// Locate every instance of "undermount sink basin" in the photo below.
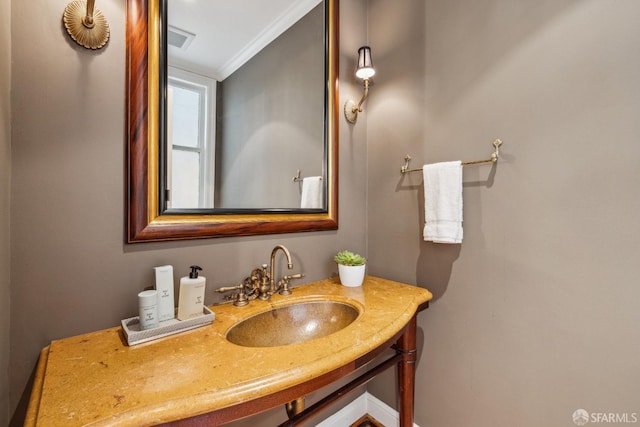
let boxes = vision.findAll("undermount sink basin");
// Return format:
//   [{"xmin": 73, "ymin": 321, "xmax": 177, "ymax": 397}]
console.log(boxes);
[{"xmin": 225, "ymin": 301, "xmax": 360, "ymax": 347}]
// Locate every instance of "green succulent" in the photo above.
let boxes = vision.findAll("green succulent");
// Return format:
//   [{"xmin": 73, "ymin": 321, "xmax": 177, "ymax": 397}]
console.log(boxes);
[{"xmin": 334, "ymin": 250, "xmax": 367, "ymax": 266}]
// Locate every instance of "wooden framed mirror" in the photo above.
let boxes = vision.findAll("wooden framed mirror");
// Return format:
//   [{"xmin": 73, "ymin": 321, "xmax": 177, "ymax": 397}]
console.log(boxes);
[{"xmin": 126, "ymin": 0, "xmax": 339, "ymax": 242}]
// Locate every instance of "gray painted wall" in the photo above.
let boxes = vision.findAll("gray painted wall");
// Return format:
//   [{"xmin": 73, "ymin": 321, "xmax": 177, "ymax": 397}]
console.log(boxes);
[
  {"xmin": 219, "ymin": 4, "xmax": 325, "ymax": 208},
  {"xmin": 366, "ymin": 0, "xmax": 640, "ymax": 425},
  {"xmin": 1, "ymin": 0, "xmax": 12, "ymax": 423},
  {"xmin": 9, "ymin": 0, "xmax": 367, "ymax": 423},
  {"xmin": 10, "ymin": 0, "xmax": 638, "ymax": 426}
]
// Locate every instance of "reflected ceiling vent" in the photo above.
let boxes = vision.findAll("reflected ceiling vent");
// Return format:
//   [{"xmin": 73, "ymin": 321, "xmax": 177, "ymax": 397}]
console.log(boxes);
[{"xmin": 168, "ymin": 25, "xmax": 195, "ymax": 50}]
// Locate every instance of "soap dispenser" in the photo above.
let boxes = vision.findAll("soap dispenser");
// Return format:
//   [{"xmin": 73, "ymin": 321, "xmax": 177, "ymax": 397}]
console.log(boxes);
[{"xmin": 177, "ymin": 265, "xmax": 206, "ymax": 321}]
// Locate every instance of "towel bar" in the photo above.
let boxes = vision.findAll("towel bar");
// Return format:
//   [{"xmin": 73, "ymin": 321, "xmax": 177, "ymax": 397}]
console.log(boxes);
[
  {"xmin": 293, "ymin": 170, "xmax": 323, "ymax": 182},
  {"xmin": 401, "ymin": 139, "xmax": 502, "ymax": 174}
]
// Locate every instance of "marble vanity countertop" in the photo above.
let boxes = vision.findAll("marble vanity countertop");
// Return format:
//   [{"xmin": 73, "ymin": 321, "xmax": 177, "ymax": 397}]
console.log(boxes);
[{"xmin": 25, "ymin": 276, "xmax": 432, "ymax": 426}]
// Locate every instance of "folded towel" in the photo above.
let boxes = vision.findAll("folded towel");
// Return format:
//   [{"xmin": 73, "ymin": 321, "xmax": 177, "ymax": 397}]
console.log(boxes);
[
  {"xmin": 301, "ymin": 176, "xmax": 323, "ymax": 208},
  {"xmin": 423, "ymin": 161, "xmax": 463, "ymax": 243}
]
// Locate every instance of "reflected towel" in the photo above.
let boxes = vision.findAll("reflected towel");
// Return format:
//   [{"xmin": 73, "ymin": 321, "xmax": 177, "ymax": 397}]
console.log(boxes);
[
  {"xmin": 301, "ymin": 176, "xmax": 323, "ymax": 208},
  {"xmin": 423, "ymin": 161, "xmax": 463, "ymax": 243}
]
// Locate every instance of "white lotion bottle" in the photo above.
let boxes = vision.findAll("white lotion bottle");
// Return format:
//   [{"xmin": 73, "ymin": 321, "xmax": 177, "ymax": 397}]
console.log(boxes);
[
  {"xmin": 154, "ymin": 265, "xmax": 175, "ymax": 322},
  {"xmin": 177, "ymin": 265, "xmax": 206, "ymax": 321}
]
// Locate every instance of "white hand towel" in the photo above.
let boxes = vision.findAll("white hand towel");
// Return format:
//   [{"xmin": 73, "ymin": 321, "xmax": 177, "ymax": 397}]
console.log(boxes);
[
  {"xmin": 423, "ymin": 161, "xmax": 463, "ymax": 243},
  {"xmin": 301, "ymin": 176, "xmax": 323, "ymax": 208}
]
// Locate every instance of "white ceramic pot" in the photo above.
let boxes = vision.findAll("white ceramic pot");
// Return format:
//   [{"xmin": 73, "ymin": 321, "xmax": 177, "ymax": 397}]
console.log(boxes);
[{"xmin": 338, "ymin": 264, "xmax": 366, "ymax": 287}]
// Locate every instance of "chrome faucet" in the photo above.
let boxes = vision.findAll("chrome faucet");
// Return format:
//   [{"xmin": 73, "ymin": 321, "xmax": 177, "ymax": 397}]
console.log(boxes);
[{"xmin": 270, "ymin": 245, "xmax": 293, "ymax": 293}]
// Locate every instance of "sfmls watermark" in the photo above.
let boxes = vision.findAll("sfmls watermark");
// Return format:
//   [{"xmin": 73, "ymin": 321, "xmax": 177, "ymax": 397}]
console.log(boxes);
[{"xmin": 573, "ymin": 409, "xmax": 638, "ymax": 425}]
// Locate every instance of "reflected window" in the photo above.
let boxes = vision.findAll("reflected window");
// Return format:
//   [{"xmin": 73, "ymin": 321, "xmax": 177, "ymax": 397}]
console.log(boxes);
[{"xmin": 166, "ymin": 67, "xmax": 216, "ymax": 208}]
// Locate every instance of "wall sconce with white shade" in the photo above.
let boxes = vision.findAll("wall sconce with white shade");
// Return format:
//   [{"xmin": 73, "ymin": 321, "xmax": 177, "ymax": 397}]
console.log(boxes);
[
  {"xmin": 63, "ymin": 0, "xmax": 110, "ymax": 50},
  {"xmin": 344, "ymin": 46, "xmax": 375, "ymax": 124}
]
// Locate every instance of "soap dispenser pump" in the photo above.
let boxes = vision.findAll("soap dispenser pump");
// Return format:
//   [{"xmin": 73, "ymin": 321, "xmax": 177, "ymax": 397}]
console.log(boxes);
[{"xmin": 177, "ymin": 265, "xmax": 206, "ymax": 321}]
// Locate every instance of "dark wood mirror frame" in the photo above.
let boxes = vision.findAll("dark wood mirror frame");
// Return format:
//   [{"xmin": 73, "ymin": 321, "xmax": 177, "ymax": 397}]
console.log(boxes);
[{"xmin": 126, "ymin": 0, "xmax": 339, "ymax": 243}]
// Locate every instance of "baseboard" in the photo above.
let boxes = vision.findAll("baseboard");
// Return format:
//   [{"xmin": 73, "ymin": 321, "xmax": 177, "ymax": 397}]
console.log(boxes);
[{"xmin": 315, "ymin": 392, "xmax": 420, "ymax": 427}]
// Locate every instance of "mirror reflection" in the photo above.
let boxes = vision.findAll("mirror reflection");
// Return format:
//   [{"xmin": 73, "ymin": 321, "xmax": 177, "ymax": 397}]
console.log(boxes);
[{"xmin": 163, "ymin": 0, "xmax": 327, "ymax": 211}]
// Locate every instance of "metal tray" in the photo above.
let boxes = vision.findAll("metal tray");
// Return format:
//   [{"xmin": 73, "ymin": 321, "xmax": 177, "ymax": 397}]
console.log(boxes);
[{"xmin": 121, "ymin": 306, "xmax": 215, "ymax": 346}]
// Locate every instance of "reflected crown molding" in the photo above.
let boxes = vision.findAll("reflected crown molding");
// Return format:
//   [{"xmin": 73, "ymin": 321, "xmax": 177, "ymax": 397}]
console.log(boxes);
[{"xmin": 218, "ymin": 0, "xmax": 323, "ymax": 80}]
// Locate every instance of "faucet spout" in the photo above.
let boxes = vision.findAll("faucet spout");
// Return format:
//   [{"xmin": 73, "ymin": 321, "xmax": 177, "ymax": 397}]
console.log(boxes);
[{"xmin": 270, "ymin": 245, "xmax": 293, "ymax": 293}]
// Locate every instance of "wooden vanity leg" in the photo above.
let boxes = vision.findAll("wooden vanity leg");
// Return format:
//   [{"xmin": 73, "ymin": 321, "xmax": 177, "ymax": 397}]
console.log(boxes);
[{"xmin": 397, "ymin": 316, "xmax": 417, "ymax": 427}]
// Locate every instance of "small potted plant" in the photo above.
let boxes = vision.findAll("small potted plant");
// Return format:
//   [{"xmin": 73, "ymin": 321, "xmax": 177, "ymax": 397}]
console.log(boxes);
[{"xmin": 334, "ymin": 250, "xmax": 367, "ymax": 287}]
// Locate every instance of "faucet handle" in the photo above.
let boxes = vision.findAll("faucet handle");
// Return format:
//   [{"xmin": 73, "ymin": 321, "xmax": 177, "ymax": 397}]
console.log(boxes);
[
  {"xmin": 278, "ymin": 273, "xmax": 305, "ymax": 296},
  {"xmin": 216, "ymin": 284, "xmax": 242, "ymax": 293},
  {"xmin": 215, "ymin": 283, "xmax": 249, "ymax": 307}
]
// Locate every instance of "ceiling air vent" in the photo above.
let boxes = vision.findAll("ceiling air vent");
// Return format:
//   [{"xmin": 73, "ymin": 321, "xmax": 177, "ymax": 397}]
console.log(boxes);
[{"xmin": 168, "ymin": 25, "xmax": 195, "ymax": 50}]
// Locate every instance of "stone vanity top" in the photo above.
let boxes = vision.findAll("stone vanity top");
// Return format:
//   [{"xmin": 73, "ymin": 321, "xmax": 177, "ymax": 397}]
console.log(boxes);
[{"xmin": 26, "ymin": 276, "xmax": 432, "ymax": 426}]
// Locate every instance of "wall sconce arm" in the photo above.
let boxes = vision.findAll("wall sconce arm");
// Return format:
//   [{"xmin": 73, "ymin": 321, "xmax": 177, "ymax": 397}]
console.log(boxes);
[{"xmin": 344, "ymin": 79, "xmax": 371, "ymax": 123}]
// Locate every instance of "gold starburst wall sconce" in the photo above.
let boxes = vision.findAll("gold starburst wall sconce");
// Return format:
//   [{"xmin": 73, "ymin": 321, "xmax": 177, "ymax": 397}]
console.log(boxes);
[{"xmin": 63, "ymin": 0, "xmax": 110, "ymax": 50}]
